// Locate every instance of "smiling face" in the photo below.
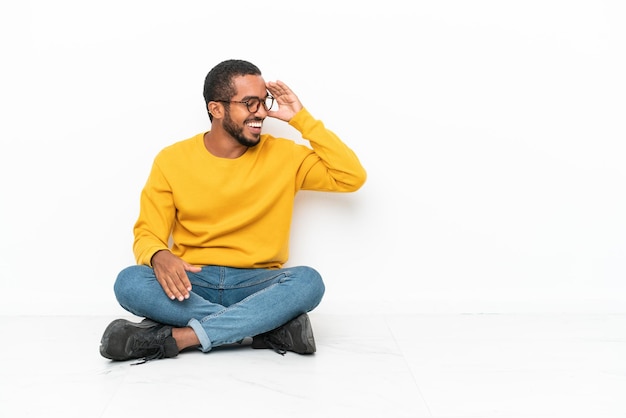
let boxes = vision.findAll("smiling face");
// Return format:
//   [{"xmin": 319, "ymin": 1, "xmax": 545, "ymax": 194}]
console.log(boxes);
[{"xmin": 221, "ymin": 74, "xmax": 270, "ymax": 148}]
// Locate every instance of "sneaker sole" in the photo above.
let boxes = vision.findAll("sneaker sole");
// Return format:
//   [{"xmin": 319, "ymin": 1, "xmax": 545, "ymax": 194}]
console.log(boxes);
[{"xmin": 291, "ymin": 313, "xmax": 316, "ymax": 354}]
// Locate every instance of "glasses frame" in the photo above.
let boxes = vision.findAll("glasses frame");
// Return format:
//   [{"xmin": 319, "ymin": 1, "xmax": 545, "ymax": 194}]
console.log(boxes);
[{"xmin": 214, "ymin": 95, "xmax": 275, "ymax": 113}]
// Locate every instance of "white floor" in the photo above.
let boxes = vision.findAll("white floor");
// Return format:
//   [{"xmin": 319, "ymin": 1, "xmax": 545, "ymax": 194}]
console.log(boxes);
[{"xmin": 1, "ymin": 313, "xmax": 625, "ymax": 418}]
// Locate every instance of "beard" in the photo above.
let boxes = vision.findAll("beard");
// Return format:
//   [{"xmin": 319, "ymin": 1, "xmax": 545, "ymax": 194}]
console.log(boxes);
[{"xmin": 223, "ymin": 110, "xmax": 261, "ymax": 148}]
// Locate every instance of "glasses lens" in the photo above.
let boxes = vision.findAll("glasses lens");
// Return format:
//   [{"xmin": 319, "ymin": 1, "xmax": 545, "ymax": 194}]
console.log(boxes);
[
  {"xmin": 264, "ymin": 96, "xmax": 274, "ymax": 111},
  {"xmin": 246, "ymin": 98, "xmax": 260, "ymax": 113}
]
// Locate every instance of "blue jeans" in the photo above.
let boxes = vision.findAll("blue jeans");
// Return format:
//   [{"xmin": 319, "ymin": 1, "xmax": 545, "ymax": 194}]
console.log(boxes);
[{"xmin": 113, "ymin": 265, "xmax": 325, "ymax": 352}]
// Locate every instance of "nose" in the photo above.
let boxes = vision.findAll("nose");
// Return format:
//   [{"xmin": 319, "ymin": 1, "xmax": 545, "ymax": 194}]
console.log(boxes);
[{"xmin": 253, "ymin": 105, "xmax": 268, "ymax": 117}]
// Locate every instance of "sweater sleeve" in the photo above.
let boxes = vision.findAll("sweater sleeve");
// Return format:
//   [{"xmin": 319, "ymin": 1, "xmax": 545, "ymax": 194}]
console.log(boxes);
[
  {"xmin": 132, "ymin": 157, "xmax": 175, "ymax": 266},
  {"xmin": 289, "ymin": 108, "xmax": 367, "ymax": 192}
]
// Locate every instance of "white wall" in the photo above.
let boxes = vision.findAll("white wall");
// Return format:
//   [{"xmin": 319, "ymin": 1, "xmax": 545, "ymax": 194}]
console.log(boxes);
[{"xmin": 1, "ymin": 0, "xmax": 624, "ymax": 316}]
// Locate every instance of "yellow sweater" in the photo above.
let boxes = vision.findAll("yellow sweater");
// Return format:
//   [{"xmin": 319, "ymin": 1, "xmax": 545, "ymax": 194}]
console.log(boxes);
[{"xmin": 133, "ymin": 108, "xmax": 367, "ymax": 269}]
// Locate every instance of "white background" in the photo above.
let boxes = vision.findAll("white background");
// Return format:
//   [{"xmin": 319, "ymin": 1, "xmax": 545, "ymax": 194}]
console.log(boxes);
[{"xmin": 1, "ymin": 0, "xmax": 624, "ymax": 316}]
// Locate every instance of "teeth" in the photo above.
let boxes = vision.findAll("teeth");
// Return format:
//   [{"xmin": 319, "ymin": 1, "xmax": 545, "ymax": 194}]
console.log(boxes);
[{"xmin": 248, "ymin": 122, "xmax": 262, "ymax": 128}]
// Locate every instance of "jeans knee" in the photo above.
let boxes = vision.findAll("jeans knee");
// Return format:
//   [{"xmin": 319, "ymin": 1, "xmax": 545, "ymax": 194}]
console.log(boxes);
[
  {"xmin": 113, "ymin": 265, "xmax": 144, "ymax": 304},
  {"xmin": 293, "ymin": 266, "xmax": 325, "ymax": 304}
]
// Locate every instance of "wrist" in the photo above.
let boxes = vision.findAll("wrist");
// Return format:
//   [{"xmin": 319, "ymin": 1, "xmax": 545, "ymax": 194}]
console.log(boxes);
[{"xmin": 150, "ymin": 249, "xmax": 168, "ymax": 266}]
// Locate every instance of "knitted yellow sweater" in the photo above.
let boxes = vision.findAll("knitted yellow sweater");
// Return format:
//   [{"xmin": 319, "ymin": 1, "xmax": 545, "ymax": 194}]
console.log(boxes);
[{"xmin": 133, "ymin": 108, "xmax": 366, "ymax": 268}]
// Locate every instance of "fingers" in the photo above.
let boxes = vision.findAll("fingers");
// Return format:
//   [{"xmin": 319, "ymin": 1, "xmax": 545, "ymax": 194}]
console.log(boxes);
[
  {"xmin": 155, "ymin": 267, "xmax": 196, "ymax": 302},
  {"xmin": 152, "ymin": 252, "xmax": 199, "ymax": 302},
  {"xmin": 157, "ymin": 271, "xmax": 191, "ymax": 302},
  {"xmin": 266, "ymin": 80, "xmax": 293, "ymax": 100},
  {"xmin": 266, "ymin": 79, "xmax": 286, "ymax": 91},
  {"xmin": 266, "ymin": 80, "xmax": 303, "ymax": 120},
  {"xmin": 185, "ymin": 264, "xmax": 202, "ymax": 273}
]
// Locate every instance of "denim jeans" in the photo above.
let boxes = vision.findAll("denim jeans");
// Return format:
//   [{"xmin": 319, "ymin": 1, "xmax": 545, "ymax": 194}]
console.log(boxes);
[{"xmin": 113, "ymin": 265, "xmax": 325, "ymax": 352}]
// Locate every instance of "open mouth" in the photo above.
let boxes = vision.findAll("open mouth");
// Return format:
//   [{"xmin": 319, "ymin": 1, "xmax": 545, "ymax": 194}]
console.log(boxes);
[{"xmin": 247, "ymin": 120, "xmax": 263, "ymax": 134}]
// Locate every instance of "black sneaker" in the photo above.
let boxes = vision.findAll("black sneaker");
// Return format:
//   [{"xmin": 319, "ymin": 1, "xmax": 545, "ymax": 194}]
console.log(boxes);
[
  {"xmin": 100, "ymin": 318, "xmax": 179, "ymax": 364},
  {"xmin": 251, "ymin": 313, "xmax": 316, "ymax": 355}
]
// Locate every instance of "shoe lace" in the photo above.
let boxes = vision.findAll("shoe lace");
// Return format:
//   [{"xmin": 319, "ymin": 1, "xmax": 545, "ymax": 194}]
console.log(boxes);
[
  {"xmin": 263, "ymin": 330, "xmax": 289, "ymax": 356},
  {"xmin": 130, "ymin": 336, "xmax": 169, "ymax": 366}
]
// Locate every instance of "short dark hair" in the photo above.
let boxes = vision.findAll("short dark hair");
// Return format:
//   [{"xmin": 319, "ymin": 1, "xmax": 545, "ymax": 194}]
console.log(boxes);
[{"xmin": 203, "ymin": 59, "xmax": 262, "ymax": 121}]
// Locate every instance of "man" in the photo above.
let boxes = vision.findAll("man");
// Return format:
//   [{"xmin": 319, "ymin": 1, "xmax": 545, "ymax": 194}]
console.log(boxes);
[{"xmin": 100, "ymin": 59, "xmax": 366, "ymax": 363}]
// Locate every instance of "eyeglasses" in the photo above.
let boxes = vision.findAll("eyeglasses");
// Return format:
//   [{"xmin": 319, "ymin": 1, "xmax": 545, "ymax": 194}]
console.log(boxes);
[{"xmin": 214, "ymin": 95, "xmax": 275, "ymax": 113}]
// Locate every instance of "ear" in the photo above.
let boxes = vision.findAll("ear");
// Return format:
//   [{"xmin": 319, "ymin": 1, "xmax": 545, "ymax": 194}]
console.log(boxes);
[{"xmin": 208, "ymin": 102, "xmax": 223, "ymax": 119}]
